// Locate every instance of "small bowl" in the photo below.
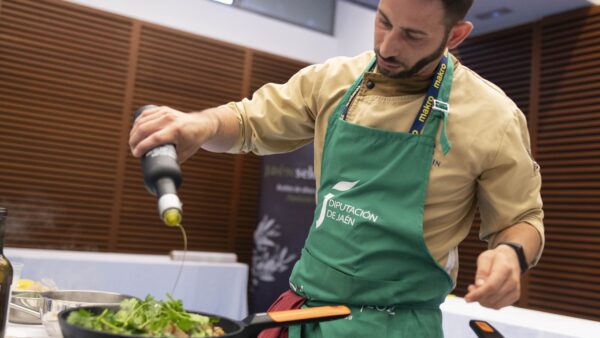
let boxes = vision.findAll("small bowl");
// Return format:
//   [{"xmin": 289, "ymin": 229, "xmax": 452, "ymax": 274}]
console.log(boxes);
[
  {"xmin": 9, "ymin": 291, "xmax": 43, "ymax": 325},
  {"xmin": 40, "ymin": 290, "xmax": 133, "ymax": 338}
]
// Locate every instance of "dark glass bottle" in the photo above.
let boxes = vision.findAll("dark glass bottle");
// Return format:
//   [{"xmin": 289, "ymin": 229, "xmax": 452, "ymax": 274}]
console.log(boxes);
[
  {"xmin": 0, "ymin": 207, "xmax": 13, "ymax": 338},
  {"xmin": 133, "ymin": 105, "xmax": 183, "ymax": 226}
]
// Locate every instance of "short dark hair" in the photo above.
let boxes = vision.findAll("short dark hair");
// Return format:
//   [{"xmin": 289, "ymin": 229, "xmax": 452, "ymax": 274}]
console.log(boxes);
[{"xmin": 441, "ymin": 0, "xmax": 474, "ymax": 26}]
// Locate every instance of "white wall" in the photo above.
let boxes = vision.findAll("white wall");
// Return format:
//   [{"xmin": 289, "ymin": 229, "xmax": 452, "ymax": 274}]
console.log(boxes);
[
  {"xmin": 66, "ymin": 0, "xmax": 375, "ymax": 64},
  {"xmin": 335, "ymin": 2, "xmax": 376, "ymax": 59}
]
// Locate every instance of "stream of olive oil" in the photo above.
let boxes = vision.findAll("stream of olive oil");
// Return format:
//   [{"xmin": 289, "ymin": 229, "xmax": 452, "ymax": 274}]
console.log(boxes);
[{"xmin": 171, "ymin": 223, "xmax": 187, "ymax": 295}]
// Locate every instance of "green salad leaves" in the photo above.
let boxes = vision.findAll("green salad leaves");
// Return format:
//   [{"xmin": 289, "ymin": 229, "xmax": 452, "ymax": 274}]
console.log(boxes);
[{"xmin": 66, "ymin": 295, "xmax": 225, "ymax": 337}]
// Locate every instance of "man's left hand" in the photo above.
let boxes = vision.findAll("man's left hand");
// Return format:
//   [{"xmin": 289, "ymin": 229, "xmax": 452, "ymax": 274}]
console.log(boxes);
[{"xmin": 464, "ymin": 244, "xmax": 522, "ymax": 309}]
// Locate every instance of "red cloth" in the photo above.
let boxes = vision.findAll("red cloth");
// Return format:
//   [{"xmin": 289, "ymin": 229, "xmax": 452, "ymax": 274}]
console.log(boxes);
[{"xmin": 257, "ymin": 290, "xmax": 306, "ymax": 338}]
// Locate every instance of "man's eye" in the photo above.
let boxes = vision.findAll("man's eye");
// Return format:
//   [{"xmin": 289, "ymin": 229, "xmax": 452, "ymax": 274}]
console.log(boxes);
[
  {"xmin": 379, "ymin": 18, "xmax": 392, "ymax": 28},
  {"xmin": 406, "ymin": 33, "xmax": 424, "ymax": 42}
]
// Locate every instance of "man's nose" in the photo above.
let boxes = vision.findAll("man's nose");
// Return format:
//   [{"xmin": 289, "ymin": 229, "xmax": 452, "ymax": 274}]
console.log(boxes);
[{"xmin": 379, "ymin": 31, "xmax": 403, "ymax": 59}]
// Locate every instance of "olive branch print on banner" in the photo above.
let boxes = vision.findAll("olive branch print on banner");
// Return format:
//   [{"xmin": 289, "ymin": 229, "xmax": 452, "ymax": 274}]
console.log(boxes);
[{"xmin": 251, "ymin": 215, "xmax": 297, "ymax": 287}]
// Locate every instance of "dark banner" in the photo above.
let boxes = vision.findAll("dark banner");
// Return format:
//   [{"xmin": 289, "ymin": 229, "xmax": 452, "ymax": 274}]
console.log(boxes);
[{"xmin": 250, "ymin": 145, "xmax": 316, "ymax": 313}]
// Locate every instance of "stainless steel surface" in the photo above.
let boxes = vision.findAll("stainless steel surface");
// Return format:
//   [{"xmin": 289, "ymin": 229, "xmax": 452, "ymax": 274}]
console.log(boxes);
[
  {"xmin": 40, "ymin": 290, "xmax": 131, "ymax": 338},
  {"xmin": 9, "ymin": 291, "xmax": 43, "ymax": 325}
]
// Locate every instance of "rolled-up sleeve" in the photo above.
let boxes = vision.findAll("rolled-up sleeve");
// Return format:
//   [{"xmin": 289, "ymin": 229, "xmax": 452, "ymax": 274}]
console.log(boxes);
[
  {"xmin": 477, "ymin": 109, "xmax": 545, "ymax": 265},
  {"xmin": 224, "ymin": 63, "xmax": 325, "ymax": 155}
]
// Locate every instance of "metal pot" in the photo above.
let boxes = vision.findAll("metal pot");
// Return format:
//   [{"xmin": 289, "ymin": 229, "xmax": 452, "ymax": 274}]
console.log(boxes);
[
  {"xmin": 40, "ymin": 290, "xmax": 132, "ymax": 338},
  {"xmin": 9, "ymin": 291, "xmax": 43, "ymax": 325}
]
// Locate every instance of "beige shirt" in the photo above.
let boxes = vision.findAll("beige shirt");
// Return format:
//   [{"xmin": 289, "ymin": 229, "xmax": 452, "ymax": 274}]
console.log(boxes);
[{"xmin": 226, "ymin": 51, "xmax": 544, "ymax": 283}]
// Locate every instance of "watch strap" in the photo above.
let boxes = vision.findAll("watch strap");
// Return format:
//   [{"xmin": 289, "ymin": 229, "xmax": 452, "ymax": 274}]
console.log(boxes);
[{"xmin": 497, "ymin": 241, "xmax": 529, "ymax": 274}]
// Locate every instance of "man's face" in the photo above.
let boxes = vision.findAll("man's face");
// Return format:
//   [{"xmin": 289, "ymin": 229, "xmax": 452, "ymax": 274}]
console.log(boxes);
[{"xmin": 374, "ymin": 0, "xmax": 450, "ymax": 78}]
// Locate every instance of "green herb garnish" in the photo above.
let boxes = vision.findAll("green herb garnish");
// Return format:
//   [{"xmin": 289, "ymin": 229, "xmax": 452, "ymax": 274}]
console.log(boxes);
[{"xmin": 66, "ymin": 294, "xmax": 225, "ymax": 337}]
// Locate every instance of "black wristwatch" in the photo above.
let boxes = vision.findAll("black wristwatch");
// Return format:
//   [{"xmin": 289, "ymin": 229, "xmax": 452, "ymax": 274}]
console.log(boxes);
[{"xmin": 496, "ymin": 242, "xmax": 529, "ymax": 274}]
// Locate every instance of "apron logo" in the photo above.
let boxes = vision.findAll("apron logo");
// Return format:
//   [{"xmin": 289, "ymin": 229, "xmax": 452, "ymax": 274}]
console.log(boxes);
[
  {"xmin": 316, "ymin": 181, "xmax": 358, "ymax": 228},
  {"xmin": 315, "ymin": 181, "xmax": 379, "ymax": 228}
]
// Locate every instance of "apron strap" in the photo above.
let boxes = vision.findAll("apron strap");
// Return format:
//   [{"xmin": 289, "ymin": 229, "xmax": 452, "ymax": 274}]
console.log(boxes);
[
  {"xmin": 424, "ymin": 52, "xmax": 455, "ymax": 156},
  {"xmin": 432, "ymin": 100, "xmax": 451, "ymax": 156}
]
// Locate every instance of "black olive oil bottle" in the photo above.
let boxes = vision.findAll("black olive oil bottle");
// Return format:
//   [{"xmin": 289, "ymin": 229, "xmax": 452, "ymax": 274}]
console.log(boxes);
[
  {"xmin": 0, "ymin": 208, "xmax": 13, "ymax": 338},
  {"xmin": 133, "ymin": 105, "xmax": 183, "ymax": 226}
]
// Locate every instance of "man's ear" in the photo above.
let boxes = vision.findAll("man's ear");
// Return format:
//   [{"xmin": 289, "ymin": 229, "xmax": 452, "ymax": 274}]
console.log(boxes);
[{"xmin": 446, "ymin": 21, "xmax": 474, "ymax": 49}]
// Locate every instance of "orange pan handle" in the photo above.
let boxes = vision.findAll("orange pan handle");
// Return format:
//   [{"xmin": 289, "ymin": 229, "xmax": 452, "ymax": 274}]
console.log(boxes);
[
  {"xmin": 268, "ymin": 305, "xmax": 350, "ymax": 322},
  {"xmin": 469, "ymin": 319, "xmax": 505, "ymax": 338},
  {"xmin": 242, "ymin": 305, "xmax": 350, "ymax": 337}
]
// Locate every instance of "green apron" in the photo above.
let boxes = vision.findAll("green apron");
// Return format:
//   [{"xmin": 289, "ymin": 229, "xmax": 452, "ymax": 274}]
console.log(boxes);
[{"xmin": 288, "ymin": 52, "xmax": 455, "ymax": 338}]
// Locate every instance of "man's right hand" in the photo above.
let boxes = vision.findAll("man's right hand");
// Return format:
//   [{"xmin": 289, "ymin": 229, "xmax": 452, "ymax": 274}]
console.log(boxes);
[{"xmin": 129, "ymin": 105, "xmax": 219, "ymax": 163}]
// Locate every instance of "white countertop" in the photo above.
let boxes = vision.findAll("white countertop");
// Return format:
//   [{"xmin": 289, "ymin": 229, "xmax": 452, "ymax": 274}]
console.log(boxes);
[
  {"xmin": 441, "ymin": 296, "xmax": 600, "ymax": 338},
  {"xmin": 6, "ymin": 323, "xmax": 48, "ymax": 338}
]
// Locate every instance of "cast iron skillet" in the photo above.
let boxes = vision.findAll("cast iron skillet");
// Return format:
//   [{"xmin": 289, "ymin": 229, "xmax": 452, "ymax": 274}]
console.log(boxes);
[{"xmin": 59, "ymin": 304, "xmax": 351, "ymax": 338}]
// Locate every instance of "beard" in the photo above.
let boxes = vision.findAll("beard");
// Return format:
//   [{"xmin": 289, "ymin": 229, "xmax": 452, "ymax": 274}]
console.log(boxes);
[{"xmin": 374, "ymin": 32, "xmax": 450, "ymax": 79}]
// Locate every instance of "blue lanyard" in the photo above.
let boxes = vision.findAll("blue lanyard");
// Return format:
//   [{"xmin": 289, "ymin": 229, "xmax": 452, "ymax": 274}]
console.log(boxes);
[
  {"xmin": 409, "ymin": 51, "xmax": 451, "ymax": 135},
  {"xmin": 342, "ymin": 51, "xmax": 452, "ymax": 135}
]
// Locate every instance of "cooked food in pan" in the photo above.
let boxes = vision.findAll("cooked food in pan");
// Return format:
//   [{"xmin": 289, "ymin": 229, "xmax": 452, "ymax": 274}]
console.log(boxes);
[{"xmin": 66, "ymin": 295, "xmax": 225, "ymax": 337}]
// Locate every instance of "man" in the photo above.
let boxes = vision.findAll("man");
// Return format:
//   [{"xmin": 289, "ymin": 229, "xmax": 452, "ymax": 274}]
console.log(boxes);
[{"xmin": 130, "ymin": 0, "xmax": 544, "ymax": 336}]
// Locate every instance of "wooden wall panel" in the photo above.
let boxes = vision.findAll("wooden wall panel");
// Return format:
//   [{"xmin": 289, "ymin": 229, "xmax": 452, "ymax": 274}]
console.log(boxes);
[
  {"xmin": 249, "ymin": 51, "xmax": 308, "ymax": 94},
  {"xmin": 232, "ymin": 156, "xmax": 261, "ymax": 266},
  {"xmin": 529, "ymin": 6, "xmax": 600, "ymax": 321},
  {"xmin": 0, "ymin": 0, "xmax": 303, "ymax": 269},
  {"xmin": 117, "ymin": 24, "xmax": 249, "ymax": 255},
  {"xmin": 452, "ymin": 24, "xmax": 534, "ymax": 298},
  {"xmin": 0, "ymin": 0, "xmax": 132, "ymax": 250}
]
